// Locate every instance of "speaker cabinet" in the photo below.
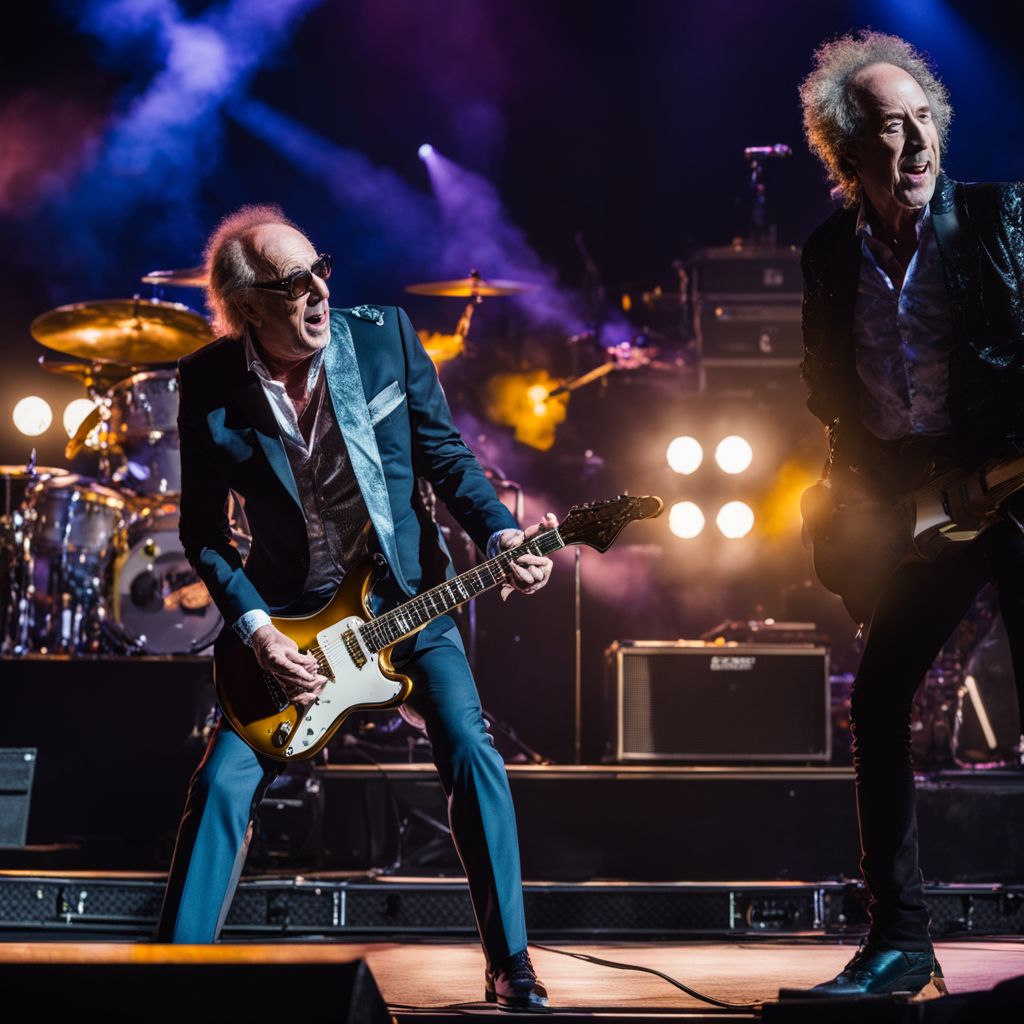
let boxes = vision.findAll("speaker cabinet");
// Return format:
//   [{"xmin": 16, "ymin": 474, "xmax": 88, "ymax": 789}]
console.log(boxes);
[{"xmin": 606, "ymin": 641, "xmax": 830, "ymax": 763}]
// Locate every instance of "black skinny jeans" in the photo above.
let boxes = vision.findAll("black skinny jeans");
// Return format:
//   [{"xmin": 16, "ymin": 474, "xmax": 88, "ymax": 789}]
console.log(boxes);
[{"xmin": 851, "ymin": 522, "xmax": 1024, "ymax": 949}]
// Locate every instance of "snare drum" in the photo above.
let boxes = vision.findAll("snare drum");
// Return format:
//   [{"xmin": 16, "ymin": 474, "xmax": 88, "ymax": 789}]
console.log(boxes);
[{"xmin": 26, "ymin": 474, "xmax": 125, "ymax": 557}]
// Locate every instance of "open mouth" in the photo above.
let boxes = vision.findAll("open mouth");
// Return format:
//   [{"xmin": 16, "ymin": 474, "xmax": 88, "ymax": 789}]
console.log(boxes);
[
  {"xmin": 901, "ymin": 161, "xmax": 929, "ymax": 177},
  {"xmin": 304, "ymin": 309, "xmax": 328, "ymax": 329}
]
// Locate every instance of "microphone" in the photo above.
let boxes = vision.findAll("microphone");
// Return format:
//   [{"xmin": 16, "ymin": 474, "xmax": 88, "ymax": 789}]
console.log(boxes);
[{"xmin": 744, "ymin": 144, "xmax": 791, "ymax": 160}]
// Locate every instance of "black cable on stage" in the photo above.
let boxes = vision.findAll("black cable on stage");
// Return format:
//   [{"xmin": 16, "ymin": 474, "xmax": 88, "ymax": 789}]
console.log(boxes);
[
  {"xmin": 530, "ymin": 943, "xmax": 762, "ymax": 1013},
  {"xmin": 387, "ymin": 945, "xmax": 763, "ymax": 1013}
]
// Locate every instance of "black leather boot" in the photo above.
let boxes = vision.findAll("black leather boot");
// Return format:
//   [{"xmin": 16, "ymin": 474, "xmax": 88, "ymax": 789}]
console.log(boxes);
[{"xmin": 485, "ymin": 949, "xmax": 551, "ymax": 1013}]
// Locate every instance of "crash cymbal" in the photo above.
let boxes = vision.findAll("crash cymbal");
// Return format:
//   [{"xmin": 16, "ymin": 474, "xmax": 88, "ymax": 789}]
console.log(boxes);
[
  {"xmin": 405, "ymin": 274, "xmax": 540, "ymax": 297},
  {"xmin": 31, "ymin": 298, "xmax": 212, "ymax": 363},
  {"xmin": 141, "ymin": 266, "xmax": 209, "ymax": 288}
]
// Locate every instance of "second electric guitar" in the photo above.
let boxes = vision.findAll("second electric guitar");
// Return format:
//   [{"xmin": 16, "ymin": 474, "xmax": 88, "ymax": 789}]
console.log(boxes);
[{"xmin": 216, "ymin": 494, "xmax": 663, "ymax": 761}]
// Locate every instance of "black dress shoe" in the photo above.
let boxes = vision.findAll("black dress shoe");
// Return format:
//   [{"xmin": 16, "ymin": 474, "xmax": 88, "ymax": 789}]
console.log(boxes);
[
  {"xmin": 485, "ymin": 949, "xmax": 551, "ymax": 1013},
  {"xmin": 780, "ymin": 938, "xmax": 939, "ymax": 999}
]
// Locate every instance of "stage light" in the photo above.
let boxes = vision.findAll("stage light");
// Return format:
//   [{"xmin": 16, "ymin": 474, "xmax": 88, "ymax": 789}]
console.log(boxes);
[
  {"xmin": 715, "ymin": 435, "xmax": 753, "ymax": 474},
  {"xmin": 669, "ymin": 501, "xmax": 705, "ymax": 539},
  {"xmin": 418, "ymin": 143, "xmax": 434, "ymax": 160},
  {"xmin": 666, "ymin": 436, "xmax": 703, "ymax": 475},
  {"xmin": 12, "ymin": 396, "xmax": 52, "ymax": 437},
  {"xmin": 63, "ymin": 398, "xmax": 97, "ymax": 438},
  {"xmin": 716, "ymin": 501, "xmax": 755, "ymax": 539}
]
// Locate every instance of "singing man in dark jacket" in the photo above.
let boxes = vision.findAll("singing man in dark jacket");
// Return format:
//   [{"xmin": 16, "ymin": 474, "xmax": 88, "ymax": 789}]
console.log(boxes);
[
  {"xmin": 157, "ymin": 205, "xmax": 554, "ymax": 1012},
  {"xmin": 790, "ymin": 31, "xmax": 1024, "ymax": 998}
]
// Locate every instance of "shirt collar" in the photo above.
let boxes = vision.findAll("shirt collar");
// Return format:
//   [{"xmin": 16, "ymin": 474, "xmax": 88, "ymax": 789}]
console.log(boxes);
[
  {"xmin": 244, "ymin": 325, "xmax": 326, "ymax": 392},
  {"xmin": 856, "ymin": 201, "xmax": 930, "ymax": 240}
]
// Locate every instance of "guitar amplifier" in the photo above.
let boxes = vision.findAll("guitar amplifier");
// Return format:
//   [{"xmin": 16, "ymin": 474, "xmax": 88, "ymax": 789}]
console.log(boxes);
[
  {"xmin": 605, "ymin": 642, "xmax": 830, "ymax": 763},
  {"xmin": 0, "ymin": 748, "xmax": 36, "ymax": 846}
]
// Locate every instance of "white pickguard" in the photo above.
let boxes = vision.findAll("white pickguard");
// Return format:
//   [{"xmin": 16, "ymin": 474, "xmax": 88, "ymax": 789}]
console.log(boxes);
[{"xmin": 283, "ymin": 616, "xmax": 402, "ymax": 758}]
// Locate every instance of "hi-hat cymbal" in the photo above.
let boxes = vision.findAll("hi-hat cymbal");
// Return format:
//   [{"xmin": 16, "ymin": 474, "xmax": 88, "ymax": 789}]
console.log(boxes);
[
  {"xmin": 31, "ymin": 298, "xmax": 212, "ymax": 363},
  {"xmin": 141, "ymin": 267, "xmax": 209, "ymax": 288},
  {"xmin": 405, "ymin": 275, "xmax": 540, "ymax": 297}
]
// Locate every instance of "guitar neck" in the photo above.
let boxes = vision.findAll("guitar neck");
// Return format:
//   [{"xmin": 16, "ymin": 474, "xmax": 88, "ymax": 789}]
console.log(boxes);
[{"xmin": 359, "ymin": 528, "xmax": 566, "ymax": 652}]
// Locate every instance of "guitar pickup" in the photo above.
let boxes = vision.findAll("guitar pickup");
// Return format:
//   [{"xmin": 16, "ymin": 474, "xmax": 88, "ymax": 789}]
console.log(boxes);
[{"xmin": 342, "ymin": 628, "xmax": 367, "ymax": 668}]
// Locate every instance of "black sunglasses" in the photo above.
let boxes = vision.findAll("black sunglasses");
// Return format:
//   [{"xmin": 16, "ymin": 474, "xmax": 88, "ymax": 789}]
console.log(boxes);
[{"xmin": 250, "ymin": 254, "xmax": 332, "ymax": 300}]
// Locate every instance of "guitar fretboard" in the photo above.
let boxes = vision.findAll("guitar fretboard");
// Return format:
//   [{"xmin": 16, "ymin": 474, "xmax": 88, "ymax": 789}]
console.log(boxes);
[{"xmin": 359, "ymin": 528, "xmax": 565, "ymax": 652}]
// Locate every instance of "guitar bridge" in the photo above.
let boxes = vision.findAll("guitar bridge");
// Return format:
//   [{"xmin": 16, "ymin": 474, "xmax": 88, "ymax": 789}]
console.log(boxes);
[{"xmin": 342, "ymin": 628, "xmax": 367, "ymax": 668}]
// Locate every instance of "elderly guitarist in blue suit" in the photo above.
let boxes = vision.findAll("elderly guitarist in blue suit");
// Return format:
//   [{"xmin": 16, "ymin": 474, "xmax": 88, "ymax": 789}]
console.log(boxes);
[{"xmin": 157, "ymin": 205, "xmax": 554, "ymax": 1012}]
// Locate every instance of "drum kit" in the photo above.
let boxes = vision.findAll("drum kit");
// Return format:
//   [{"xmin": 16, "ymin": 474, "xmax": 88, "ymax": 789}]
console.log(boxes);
[
  {"xmin": 1, "ymin": 293, "xmax": 223, "ymax": 656},
  {"xmin": 0, "ymin": 269, "xmax": 543, "ymax": 659}
]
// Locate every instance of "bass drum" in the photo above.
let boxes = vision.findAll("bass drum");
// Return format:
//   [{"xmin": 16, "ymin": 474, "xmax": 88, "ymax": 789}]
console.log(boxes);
[{"xmin": 112, "ymin": 503, "xmax": 249, "ymax": 655}]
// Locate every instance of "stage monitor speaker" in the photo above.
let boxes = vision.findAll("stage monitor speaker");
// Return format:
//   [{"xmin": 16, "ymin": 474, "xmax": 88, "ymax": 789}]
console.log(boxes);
[
  {"xmin": 0, "ymin": 957, "xmax": 389, "ymax": 1024},
  {"xmin": 0, "ymin": 748, "xmax": 36, "ymax": 846},
  {"xmin": 606, "ymin": 642, "xmax": 830, "ymax": 763}
]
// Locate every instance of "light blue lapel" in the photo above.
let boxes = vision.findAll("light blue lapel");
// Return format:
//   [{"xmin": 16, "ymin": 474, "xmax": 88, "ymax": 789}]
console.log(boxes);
[{"xmin": 323, "ymin": 310, "xmax": 411, "ymax": 595}]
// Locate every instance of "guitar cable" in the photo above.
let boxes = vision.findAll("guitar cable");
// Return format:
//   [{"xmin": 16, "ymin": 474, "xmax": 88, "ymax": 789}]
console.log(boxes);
[{"xmin": 386, "ymin": 942, "xmax": 762, "ymax": 1014}]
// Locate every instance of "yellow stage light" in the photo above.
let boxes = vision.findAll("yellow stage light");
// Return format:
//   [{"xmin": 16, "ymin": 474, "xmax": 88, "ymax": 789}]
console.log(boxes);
[
  {"xmin": 63, "ymin": 398, "xmax": 97, "ymax": 438},
  {"xmin": 715, "ymin": 435, "xmax": 753, "ymax": 474},
  {"xmin": 666, "ymin": 436, "xmax": 703, "ymax": 475},
  {"xmin": 669, "ymin": 501, "xmax": 705, "ymax": 539},
  {"xmin": 12, "ymin": 396, "xmax": 53, "ymax": 437},
  {"xmin": 716, "ymin": 500, "xmax": 755, "ymax": 538}
]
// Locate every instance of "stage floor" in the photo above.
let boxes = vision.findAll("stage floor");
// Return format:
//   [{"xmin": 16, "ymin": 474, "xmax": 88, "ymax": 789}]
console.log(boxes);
[{"xmin": 1, "ymin": 938, "xmax": 1021, "ymax": 1018}]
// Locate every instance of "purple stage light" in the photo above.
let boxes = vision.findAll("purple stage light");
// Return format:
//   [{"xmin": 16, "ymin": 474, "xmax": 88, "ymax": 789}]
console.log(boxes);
[{"xmin": 418, "ymin": 143, "xmax": 434, "ymax": 160}]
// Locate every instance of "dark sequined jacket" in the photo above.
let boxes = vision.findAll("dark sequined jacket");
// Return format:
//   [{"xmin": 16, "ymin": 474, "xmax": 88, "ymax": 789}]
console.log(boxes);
[{"xmin": 800, "ymin": 172, "xmax": 1024, "ymax": 468}]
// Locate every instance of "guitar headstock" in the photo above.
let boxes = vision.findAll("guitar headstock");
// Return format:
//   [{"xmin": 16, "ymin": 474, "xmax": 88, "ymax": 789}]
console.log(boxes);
[{"xmin": 558, "ymin": 494, "xmax": 664, "ymax": 552}]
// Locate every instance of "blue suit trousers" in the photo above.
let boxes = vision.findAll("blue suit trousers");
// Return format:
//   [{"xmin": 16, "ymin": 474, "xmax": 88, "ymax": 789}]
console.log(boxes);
[{"xmin": 157, "ymin": 617, "xmax": 527, "ymax": 964}]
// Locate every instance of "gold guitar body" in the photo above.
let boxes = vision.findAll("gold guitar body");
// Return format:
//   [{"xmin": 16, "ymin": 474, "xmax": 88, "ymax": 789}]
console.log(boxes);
[{"xmin": 214, "ymin": 556, "xmax": 414, "ymax": 762}]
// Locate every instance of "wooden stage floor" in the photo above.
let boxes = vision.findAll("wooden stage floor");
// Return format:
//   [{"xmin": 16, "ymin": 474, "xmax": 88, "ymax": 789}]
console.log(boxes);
[{"xmin": 1, "ymin": 938, "xmax": 1022, "ymax": 1018}]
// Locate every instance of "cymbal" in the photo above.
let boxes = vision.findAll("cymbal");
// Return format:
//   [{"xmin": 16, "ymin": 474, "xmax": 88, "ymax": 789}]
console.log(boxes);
[
  {"xmin": 141, "ymin": 266, "xmax": 208, "ymax": 288},
  {"xmin": 0, "ymin": 465, "xmax": 67, "ymax": 479},
  {"xmin": 405, "ymin": 275, "xmax": 540, "ymax": 297},
  {"xmin": 31, "ymin": 298, "xmax": 212, "ymax": 363},
  {"xmin": 37, "ymin": 357, "xmax": 156, "ymax": 389}
]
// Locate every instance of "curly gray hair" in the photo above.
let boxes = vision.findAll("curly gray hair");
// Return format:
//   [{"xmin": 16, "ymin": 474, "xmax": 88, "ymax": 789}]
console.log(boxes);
[
  {"xmin": 798, "ymin": 30, "xmax": 953, "ymax": 206},
  {"xmin": 204, "ymin": 204, "xmax": 301, "ymax": 337}
]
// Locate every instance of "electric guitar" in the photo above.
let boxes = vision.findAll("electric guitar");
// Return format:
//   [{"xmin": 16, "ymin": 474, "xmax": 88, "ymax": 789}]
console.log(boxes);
[
  {"xmin": 215, "ymin": 494, "xmax": 664, "ymax": 761},
  {"xmin": 802, "ymin": 453, "xmax": 1024, "ymax": 625}
]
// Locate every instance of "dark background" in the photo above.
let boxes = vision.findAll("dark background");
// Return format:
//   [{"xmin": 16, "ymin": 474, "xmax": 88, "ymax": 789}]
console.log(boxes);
[{"xmin": 2, "ymin": 1, "xmax": 1023, "ymax": 762}]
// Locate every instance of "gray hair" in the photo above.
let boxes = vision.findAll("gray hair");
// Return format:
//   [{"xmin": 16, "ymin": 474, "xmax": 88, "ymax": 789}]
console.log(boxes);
[
  {"xmin": 204, "ymin": 203, "xmax": 300, "ymax": 337},
  {"xmin": 798, "ymin": 31, "xmax": 953, "ymax": 206}
]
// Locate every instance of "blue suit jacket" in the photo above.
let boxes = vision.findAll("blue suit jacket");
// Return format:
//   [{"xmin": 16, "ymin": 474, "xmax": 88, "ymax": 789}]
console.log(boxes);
[{"xmin": 177, "ymin": 305, "xmax": 517, "ymax": 623}]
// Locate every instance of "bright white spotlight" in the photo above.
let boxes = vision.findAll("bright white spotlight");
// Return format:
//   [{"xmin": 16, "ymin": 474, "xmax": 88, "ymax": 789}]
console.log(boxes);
[
  {"xmin": 716, "ymin": 501, "xmax": 755, "ymax": 539},
  {"xmin": 63, "ymin": 398, "xmax": 97, "ymax": 438},
  {"xmin": 715, "ymin": 435, "xmax": 753, "ymax": 474},
  {"xmin": 666, "ymin": 436, "xmax": 703, "ymax": 475},
  {"xmin": 12, "ymin": 396, "xmax": 53, "ymax": 437},
  {"xmin": 418, "ymin": 143, "xmax": 434, "ymax": 160},
  {"xmin": 669, "ymin": 501, "xmax": 705, "ymax": 539}
]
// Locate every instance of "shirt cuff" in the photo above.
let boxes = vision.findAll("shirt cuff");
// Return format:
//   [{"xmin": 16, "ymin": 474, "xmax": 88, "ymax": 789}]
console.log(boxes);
[
  {"xmin": 233, "ymin": 609, "xmax": 273, "ymax": 647},
  {"xmin": 487, "ymin": 528, "xmax": 520, "ymax": 559}
]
